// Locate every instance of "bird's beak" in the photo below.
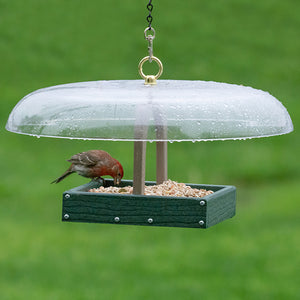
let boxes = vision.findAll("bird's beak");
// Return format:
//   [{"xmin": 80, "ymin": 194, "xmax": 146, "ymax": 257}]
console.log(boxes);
[{"xmin": 114, "ymin": 177, "xmax": 121, "ymax": 185}]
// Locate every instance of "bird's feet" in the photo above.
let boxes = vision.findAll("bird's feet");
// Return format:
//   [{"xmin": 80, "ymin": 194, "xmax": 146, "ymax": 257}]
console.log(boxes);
[{"xmin": 93, "ymin": 177, "xmax": 107, "ymax": 187}]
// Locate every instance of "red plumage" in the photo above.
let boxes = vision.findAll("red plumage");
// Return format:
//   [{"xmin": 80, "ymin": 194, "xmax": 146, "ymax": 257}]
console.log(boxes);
[{"xmin": 51, "ymin": 150, "xmax": 124, "ymax": 185}]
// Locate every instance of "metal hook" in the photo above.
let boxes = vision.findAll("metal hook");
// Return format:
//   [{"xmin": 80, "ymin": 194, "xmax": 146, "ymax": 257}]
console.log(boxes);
[
  {"xmin": 147, "ymin": 36, "xmax": 154, "ymax": 62},
  {"xmin": 144, "ymin": 27, "xmax": 155, "ymax": 62},
  {"xmin": 144, "ymin": 27, "xmax": 155, "ymax": 39}
]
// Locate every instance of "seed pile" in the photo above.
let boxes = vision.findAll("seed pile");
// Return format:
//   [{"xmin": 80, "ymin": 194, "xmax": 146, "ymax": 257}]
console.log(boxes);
[{"xmin": 89, "ymin": 180, "xmax": 214, "ymax": 198}]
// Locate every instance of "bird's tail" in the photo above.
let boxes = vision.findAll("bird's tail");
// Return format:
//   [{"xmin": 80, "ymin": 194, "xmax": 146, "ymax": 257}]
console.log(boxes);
[{"xmin": 51, "ymin": 167, "xmax": 74, "ymax": 184}]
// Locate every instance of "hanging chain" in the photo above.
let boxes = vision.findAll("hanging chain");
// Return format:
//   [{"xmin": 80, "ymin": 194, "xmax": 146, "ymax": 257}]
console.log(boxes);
[
  {"xmin": 138, "ymin": 0, "xmax": 163, "ymax": 84},
  {"xmin": 146, "ymin": 0, "xmax": 153, "ymax": 29},
  {"xmin": 145, "ymin": 0, "xmax": 154, "ymax": 62}
]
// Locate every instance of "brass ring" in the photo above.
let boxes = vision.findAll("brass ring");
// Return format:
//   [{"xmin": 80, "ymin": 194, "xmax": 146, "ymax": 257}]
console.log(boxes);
[{"xmin": 138, "ymin": 56, "xmax": 163, "ymax": 80}]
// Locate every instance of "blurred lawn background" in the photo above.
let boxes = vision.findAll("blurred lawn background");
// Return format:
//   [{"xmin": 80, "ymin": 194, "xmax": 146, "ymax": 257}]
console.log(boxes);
[{"xmin": 0, "ymin": 0, "xmax": 299, "ymax": 299}]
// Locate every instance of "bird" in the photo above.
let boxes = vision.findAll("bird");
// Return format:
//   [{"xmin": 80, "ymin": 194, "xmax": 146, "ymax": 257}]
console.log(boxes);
[{"xmin": 51, "ymin": 150, "xmax": 124, "ymax": 185}]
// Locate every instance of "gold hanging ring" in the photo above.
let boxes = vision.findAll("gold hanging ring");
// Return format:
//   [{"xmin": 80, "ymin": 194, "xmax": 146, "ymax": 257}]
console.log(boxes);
[{"xmin": 138, "ymin": 56, "xmax": 163, "ymax": 85}]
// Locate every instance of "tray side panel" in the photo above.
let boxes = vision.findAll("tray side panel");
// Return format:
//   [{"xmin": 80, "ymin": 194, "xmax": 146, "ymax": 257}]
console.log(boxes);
[
  {"xmin": 206, "ymin": 186, "xmax": 236, "ymax": 228},
  {"xmin": 62, "ymin": 192, "xmax": 207, "ymax": 228}
]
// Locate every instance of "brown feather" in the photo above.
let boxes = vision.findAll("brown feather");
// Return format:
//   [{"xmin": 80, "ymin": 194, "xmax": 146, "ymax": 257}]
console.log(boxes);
[{"xmin": 51, "ymin": 166, "xmax": 74, "ymax": 184}]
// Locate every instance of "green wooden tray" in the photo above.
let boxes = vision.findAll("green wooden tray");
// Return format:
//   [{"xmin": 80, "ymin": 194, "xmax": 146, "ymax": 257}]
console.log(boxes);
[{"xmin": 62, "ymin": 180, "xmax": 236, "ymax": 229}]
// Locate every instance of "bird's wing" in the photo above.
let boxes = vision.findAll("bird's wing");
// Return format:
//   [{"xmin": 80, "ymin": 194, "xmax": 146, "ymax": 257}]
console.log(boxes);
[{"xmin": 68, "ymin": 151, "xmax": 100, "ymax": 166}]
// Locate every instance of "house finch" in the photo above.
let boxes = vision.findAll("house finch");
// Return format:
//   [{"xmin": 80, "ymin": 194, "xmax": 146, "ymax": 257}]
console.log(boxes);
[{"xmin": 51, "ymin": 150, "xmax": 124, "ymax": 185}]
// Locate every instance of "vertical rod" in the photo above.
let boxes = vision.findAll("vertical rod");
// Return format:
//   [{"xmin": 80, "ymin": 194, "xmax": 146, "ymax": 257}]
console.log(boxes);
[
  {"xmin": 156, "ymin": 141, "xmax": 167, "ymax": 184},
  {"xmin": 133, "ymin": 141, "xmax": 147, "ymax": 194},
  {"xmin": 133, "ymin": 98, "xmax": 149, "ymax": 195},
  {"xmin": 156, "ymin": 125, "xmax": 168, "ymax": 184}
]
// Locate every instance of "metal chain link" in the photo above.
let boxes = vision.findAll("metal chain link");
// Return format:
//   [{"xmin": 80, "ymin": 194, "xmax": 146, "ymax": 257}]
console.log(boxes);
[{"xmin": 146, "ymin": 0, "xmax": 153, "ymax": 29}]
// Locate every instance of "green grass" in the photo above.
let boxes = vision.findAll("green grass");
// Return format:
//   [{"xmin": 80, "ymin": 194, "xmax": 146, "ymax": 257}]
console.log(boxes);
[{"xmin": 1, "ymin": 0, "xmax": 299, "ymax": 299}]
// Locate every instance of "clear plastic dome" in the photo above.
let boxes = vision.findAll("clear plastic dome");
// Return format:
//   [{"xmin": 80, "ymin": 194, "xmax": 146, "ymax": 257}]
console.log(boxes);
[{"xmin": 6, "ymin": 80, "xmax": 293, "ymax": 141}]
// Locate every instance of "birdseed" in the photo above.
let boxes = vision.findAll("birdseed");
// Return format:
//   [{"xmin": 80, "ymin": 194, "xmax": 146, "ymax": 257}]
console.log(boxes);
[{"xmin": 89, "ymin": 180, "xmax": 214, "ymax": 198}]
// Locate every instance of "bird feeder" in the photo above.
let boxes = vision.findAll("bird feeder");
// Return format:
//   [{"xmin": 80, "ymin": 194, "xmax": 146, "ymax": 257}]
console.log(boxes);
[{"xmin": 5, "ymin": 3, "xmax": 293, "ymax": 229}]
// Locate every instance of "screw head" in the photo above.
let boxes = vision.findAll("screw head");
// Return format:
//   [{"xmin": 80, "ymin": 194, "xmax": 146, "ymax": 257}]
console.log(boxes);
[
  {"xmin": 64, "ymin": 213, "xmax": 70, "ymax": 220},
  {"xmin": 65, "ymin": 194, "xmax": 70, "ymax": 199},
  {"xmin": 114, "ymin": 217, "xmax": 120, "ymax": 223},
  {"xmin": 199, "ymin": 200, "xmax": 206, "ymax": 206},
  {"xmin": 147, "ymin": 218, "xmax": 153, "ymax": 224},
  {"xmin": 199, "ymin": 220, "xmax": 205, "ymax": 226}
]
